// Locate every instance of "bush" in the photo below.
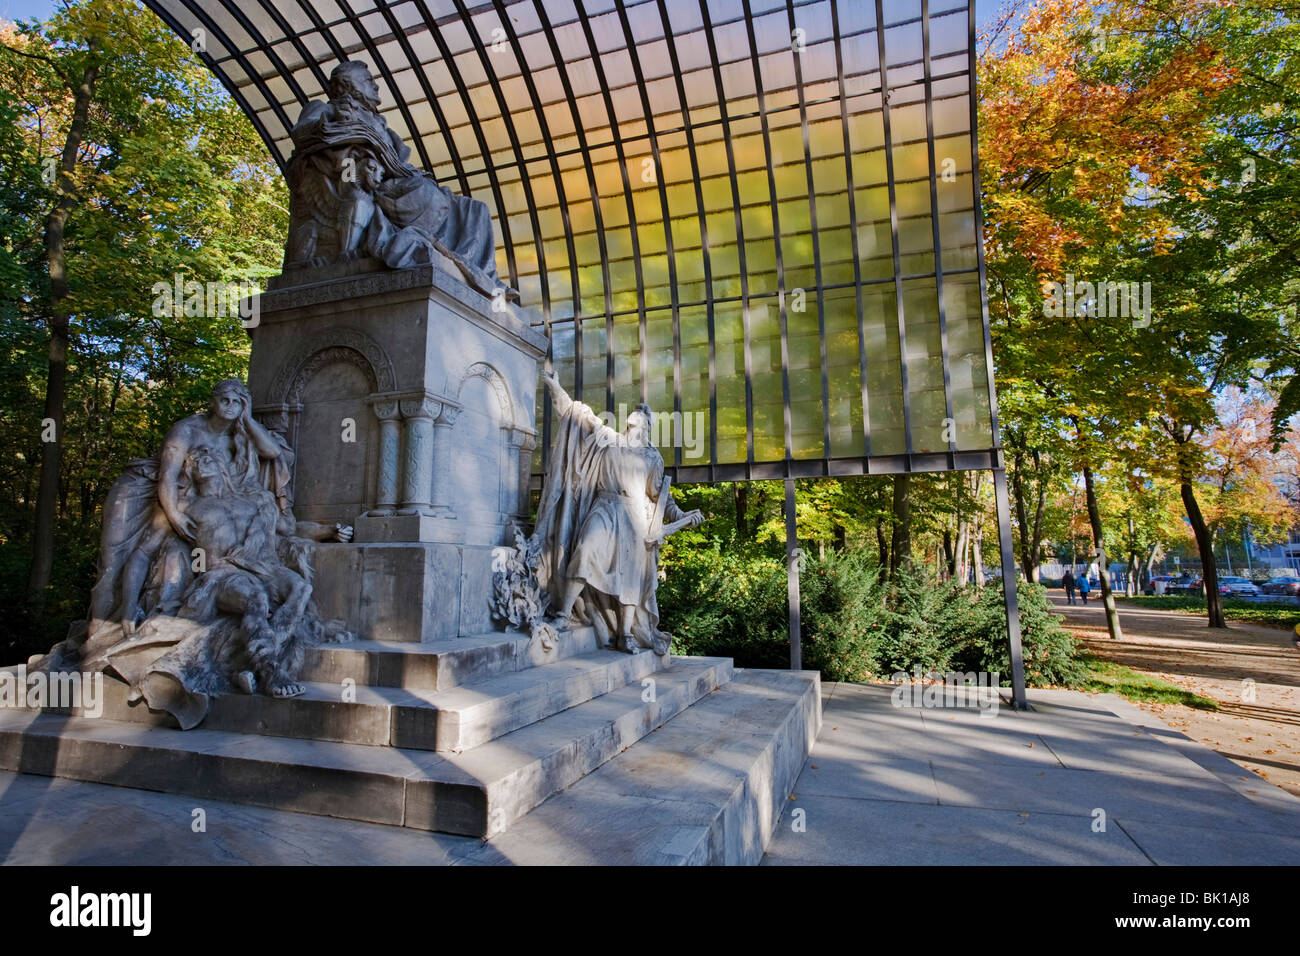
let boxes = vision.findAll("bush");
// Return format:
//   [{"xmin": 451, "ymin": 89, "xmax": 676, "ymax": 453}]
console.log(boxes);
[
  {"xmin": 659, "ymin": 548, "xmax": 1084, "ymax": 688},
  {"xmin": 953, "ymin": 581, "xmax": 1086, "ymax": 687},
  {"xmin": 800, "ymin": 549, "xmax": 889, "ymax": 682},
  {"xmin": 872, "ymin": 564, "xmax": 972, "ymax": 676},
  {"xmin": 658, "ymin": 549, "xmax": 790, "ymax": 669}
]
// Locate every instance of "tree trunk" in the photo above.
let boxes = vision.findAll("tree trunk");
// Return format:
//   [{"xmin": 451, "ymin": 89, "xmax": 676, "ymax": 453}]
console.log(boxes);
[
  {"xmin": 972, "ymin": 528, "xmax": 986, "ymax": 587},
  {"xmin": 733, "ymin": 482, "xmax": 748, "ymax": 537},
  {"xmin": 1126, "ymin": 516, "xmax": 1138, "ymax": 597},
  {"xmin": 1181, "ymin": 481, "xmax": 1227, "ymax": 628},
  {"xmin": 1082, "ymin": 464, "xmax": 1124, "ymax": 640},
  {"xmin": 956, "ymin": 522, "xmax": 970, "ymax": 587},
  {"xmin": 27, "ymin": 52, "xmax": 102, "ymax": 610},
  {"xmin": 1010, "ymin": 446, "xmax": 1045, "ymax": 582},
  {"xmin": 875, "ymin": 515, "xmax": 889, "ymax": 580},
  {"xmin": 889, "ymin": 473, "xmax": 911, "ymax": 580},
  {"xmin": 1144, "ymin": 542, "xmax": 1162, "ymax": 592}
]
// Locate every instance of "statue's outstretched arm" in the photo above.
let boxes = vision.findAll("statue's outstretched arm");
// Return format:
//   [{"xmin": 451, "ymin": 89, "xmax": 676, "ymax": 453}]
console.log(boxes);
[{"xmin": 542, "ymin": 369, "xmax": 573, "ymax": 418}]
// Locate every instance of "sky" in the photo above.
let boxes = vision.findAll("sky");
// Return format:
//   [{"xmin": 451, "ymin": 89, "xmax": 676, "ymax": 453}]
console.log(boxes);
[{"xmin": 0, "ymin": 0, "xmax": 52, "ymax": 23}]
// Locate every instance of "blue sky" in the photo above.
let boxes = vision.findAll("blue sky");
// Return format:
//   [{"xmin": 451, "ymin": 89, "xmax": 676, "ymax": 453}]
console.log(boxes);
[
  {"xmin": 3, "ymin": 0, "xmax": 1005, "ymax": 31},
  {"xmin": 0, "ymin": 0, "xmax": 52, "ymax": 23}
]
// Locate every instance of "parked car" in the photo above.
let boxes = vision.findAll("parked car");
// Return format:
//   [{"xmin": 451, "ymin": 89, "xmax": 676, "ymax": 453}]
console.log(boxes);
[
  {"xmin": 1218, "ymin": 576, "xmax": 1262, "ymax": 597},
  {"xmin": 1144, "ymin": 575, "xmax": 1180, "ymax": 595},
  {"xmin": 1261, "ymin": 576, "xmax": 1300, "ymax": 597},
  {"xmin": 1145, "ymin": 575, "xmax": 1203, "ymax": 596}
]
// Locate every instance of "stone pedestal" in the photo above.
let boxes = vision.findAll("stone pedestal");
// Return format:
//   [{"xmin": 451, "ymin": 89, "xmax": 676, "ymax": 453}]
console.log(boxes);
[
  {"xmin": 247, "ymin": 257, "xmax": 545, "ymax": 641},
  {"xmin": 308, "ymin": 541, "xmax": 497, "ymax": 643}
]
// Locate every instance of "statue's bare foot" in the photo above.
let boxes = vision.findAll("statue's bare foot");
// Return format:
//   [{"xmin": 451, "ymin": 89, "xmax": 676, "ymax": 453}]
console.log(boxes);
[
  {"xmin": 269, "ymin": 680, "xmax": 305, "ymax": 699},
  {"xmin": 121, "ymin": 617, "xmax": 137, "ymax": 637},
  {"xmin": 236, "ymin": 670, "xmax": 257, "ymax": 694}
]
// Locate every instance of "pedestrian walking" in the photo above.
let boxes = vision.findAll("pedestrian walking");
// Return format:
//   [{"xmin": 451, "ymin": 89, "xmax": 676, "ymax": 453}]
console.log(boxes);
[
  {"xmin": 1078, "ymin": 574, "xmax": 1091, "ymax": 605},
  {"xmin": 1062, "ymin": 569, "xmax": 1077, "ymax": 605}
]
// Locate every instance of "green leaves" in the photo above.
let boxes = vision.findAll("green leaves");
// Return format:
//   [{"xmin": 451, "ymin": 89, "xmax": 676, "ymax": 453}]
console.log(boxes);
[{"xmin": 0, "ymin": 0, "xmax": 286, "ymax": 644}]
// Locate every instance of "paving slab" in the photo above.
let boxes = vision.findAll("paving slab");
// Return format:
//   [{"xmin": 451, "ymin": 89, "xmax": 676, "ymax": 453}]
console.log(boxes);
[
  {"xmin": 796, "ymin": 740, "xmax": 938, "ymax": 804},
  {"xmin": 763, "ymin": 794, "xmax": 1153, "ymax": 865},
  {"xmin": 1101, "ymin": 817, "xmax": 1300, "ymax": 866},
  {"xmin": 764, "ymin": 684, "xmax": 1300, "ymax": 865}
]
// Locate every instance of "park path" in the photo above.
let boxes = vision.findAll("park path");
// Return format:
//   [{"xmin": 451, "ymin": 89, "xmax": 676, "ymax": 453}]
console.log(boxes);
[{"xmin": 1049, "ymin": 592, "xmax": 1300, "ymax": 797}]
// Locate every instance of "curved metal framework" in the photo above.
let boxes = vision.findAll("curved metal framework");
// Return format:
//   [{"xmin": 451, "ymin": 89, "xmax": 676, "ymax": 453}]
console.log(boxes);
[{"xmin": 142, "ymin": 0, "xmax": 999, "ymax": 482}]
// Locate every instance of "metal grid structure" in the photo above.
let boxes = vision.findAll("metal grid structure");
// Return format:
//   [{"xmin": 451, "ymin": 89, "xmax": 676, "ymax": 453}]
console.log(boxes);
[{"xmin": 141, "ymin": 0, "xmax": 998, "ymax": 483}]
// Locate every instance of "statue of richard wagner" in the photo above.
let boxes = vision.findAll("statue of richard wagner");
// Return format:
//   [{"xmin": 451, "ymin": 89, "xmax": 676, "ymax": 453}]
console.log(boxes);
[{"xmin": 283, "ymin": 60, "xmax": 519, "ymax": 303}]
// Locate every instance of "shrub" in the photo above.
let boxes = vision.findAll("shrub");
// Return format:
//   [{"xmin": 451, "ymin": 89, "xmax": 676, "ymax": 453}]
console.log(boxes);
[
  {"xmin": 800, "ymin": 549, "xmax": 889, "ymax": 682},
  {"xmin": 659, "ymin": 548, "xmax": 1085, "ymax": 688},
  {"xmin": 953, "ymin": 581, "xmax": 1086, "ymax": 687},
  {"xmin": 659, "ymin": 549, "xmax": 790, "ymax": 669}
]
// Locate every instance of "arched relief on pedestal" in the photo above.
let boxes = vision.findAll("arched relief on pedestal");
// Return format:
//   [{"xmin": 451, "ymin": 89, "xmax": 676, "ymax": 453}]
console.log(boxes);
[
  {"xmin": 262, "ymin": 327, "xmax": 395, "ymax": 450},
  {"xmin": 454, "ymin": 361, "xmax": 516, "ymax": 429},
  {"xmin": 452, "ymin": 361, "xmax": 534, "ymax": 521},
  {"xmin": 268, "ymin": 326, "xmax": 397, "ymax": 407},
  {"xmin": 262, "ymin": 328, "xmax": 395, "ymax": 525}
]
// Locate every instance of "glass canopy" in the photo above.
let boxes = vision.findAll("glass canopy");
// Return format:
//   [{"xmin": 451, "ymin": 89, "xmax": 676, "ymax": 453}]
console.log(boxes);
[{"xmin": 143, "ymin": 0, "xmax": 1000, "ymax": 481}]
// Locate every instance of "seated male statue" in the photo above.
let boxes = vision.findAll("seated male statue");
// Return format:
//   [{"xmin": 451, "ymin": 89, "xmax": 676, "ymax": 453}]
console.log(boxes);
[{"xmin": 284, "ymin": 60, "xmax": 518, "ymax": 303}]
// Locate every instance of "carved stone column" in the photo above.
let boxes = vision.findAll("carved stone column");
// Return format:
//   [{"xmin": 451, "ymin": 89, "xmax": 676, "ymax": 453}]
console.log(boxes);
[
  {"xmin": 430, "ymin": 403, "xmax": 461, "ymax": 518},
  {"xmin": 506, "ymin": 426, "xmax": 537, "ymax": 519},
  {"xmin": 398, "ymin": 396, "xmax": 437, "ymax": 516},
  {"xmin": 368, "ymin": 398, "xmax": 401, "ymax": 516}
]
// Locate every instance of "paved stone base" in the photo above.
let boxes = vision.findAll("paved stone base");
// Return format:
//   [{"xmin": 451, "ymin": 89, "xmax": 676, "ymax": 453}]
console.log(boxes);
[
  {"xmin": 11, "ymin": 680, "xmax": 1295, "ymax": 865},
  {"xmin": 0, "ymin": 656, "xmax": 736, "ymax": 839}
]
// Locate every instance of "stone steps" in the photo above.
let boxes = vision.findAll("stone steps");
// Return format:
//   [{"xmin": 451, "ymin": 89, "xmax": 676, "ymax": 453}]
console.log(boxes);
[
  {"xmin": 454, "ymin": 669, "xmax": 822, "ymax": 864},
  {"xmin": 300, "ymin": 626, "xmax": 600, "ymax": 691},
  {"xmin": 0, "ymin": 656, "xmax": 734, "ymax": 838},
  {"xmin": 11, "ymin": 644, "xmax": 667, "ymax": 753}
]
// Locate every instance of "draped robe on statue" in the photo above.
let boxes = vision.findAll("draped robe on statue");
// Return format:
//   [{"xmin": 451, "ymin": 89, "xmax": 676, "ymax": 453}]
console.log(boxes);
[
  {"xmin": 286, "ymin": 104, "xmax": 504, "ymax": 297},
  {"xmin": 533, "ymin": 400, "xmax": 683, "ymax": 649}
]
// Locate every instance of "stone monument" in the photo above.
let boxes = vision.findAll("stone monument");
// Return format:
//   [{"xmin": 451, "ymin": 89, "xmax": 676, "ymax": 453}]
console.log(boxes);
[
  {"xmin": 248, "ymin": 61, "xmax": 546, "ymax": 647},
  {"xmin": 5, "ymin": 59, "xmax": 818, "ymax": 861},
  {"xmin": 32, "ymin": 60, "xmax": 700, "ymax": 729}
]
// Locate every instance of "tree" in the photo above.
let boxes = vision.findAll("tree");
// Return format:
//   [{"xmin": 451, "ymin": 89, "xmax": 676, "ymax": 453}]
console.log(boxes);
[
  {"xmin": 0, "ymin": 0, "xmax": 285, "ymax": 645},
  {"xmin": 979, "ymin": 0, "xmax": 1249, "ymax": 634}
]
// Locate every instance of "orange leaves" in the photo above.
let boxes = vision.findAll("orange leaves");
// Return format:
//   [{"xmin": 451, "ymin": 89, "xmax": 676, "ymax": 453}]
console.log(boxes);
[{"xmin": 978, "ymin": 0, "xmax": 1233, "ymax": 277}]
